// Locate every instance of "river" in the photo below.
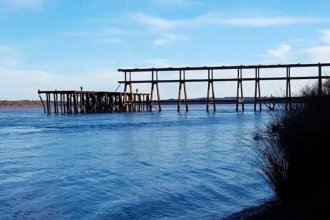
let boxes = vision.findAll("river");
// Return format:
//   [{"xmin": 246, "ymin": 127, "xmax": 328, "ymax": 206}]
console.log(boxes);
[{"xmin": 0, "ymin": 105, "xmax": 273, "ymax": 219}]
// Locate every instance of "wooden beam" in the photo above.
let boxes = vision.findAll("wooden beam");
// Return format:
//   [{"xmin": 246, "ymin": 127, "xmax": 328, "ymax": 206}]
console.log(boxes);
[{"xmin": 118, "ymin": 62, "xmax": 330, "ymax": 72}]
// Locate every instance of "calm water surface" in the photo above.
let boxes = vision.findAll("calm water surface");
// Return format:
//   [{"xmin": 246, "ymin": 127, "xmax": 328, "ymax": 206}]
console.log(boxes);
[{"xmin": 0, "ymin": 105, "xmax": 273, "ymax": 219}]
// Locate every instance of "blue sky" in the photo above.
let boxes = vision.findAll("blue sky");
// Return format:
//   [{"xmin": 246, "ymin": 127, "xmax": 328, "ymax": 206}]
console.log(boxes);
[{"xmin": 1, "ymin": 0, "xmax": 330, "ymax": 100}]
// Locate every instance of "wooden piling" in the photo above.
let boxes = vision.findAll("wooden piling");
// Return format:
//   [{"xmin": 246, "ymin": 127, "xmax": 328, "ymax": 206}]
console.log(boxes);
[
  {"xmin": 206, "ymin": 69, "xmax": 216, "ymax": 112},
  {"xmin": 38, "ymin": 89, "xmax": 46, "ymax": 113},
  {"xmin": 38, "ymin": 90, "xmax": 150, "ymax": 115},
  {"xmin": 178, "ymin": 70, "xmax": 188, "ymax": 112},
  {"xmin": 150, "ymin": 70, "xmax": 161, "ymax": 112},
  {"xmin": 285, "ymin": 67, "xmax": 292, "ymax": 110},
  {"xmin": 47, "ymin": 93, "xmax": 51, "ymax": 114},
  {"xmin": 60, "ymin": 93, "xmax": 63, "ymax": 114},
  {"xmin": 236, "ymin": 68, "xmax": 244, "ymax": 112},
  {"xmin": 318, "ymin": 64, "xmax": 322, "ymax": 96},
  {"xmin": 73, "ymin": 92, "xmax": 78, "ymax": 114},
  {"xmin": 254, "ymin": 68, "xmax": 262, "ymax": 111}
]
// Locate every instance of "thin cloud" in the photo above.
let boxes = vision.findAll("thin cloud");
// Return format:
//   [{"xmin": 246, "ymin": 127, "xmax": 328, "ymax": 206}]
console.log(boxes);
[
  {"xmin": 320, "ymin": 30, "xmax": 330, "ymax": 44},
  {"xmin": 267, "ymin": 44, "xmax": 292, "ymax": 59},
  {"xmin": 62, "ymin": 27, "xmax": 126, "ymax": 38},
  {"xmin": 145, "ymin": 58, "xmax": 172, "ymax": 67},
  {"xmin": 306, "ymin": 46, "xmax": 330, "ymax": 63},
  {"xmin": 154, "ymin": 34, "xmax": 185, "ymax": 45},
  {"xmin": 222, "ymin": 17, "xmax": 330, "ymax": 27},
  {"xmin": 0, "ymin": 67, "xmax": 121, "ymax": 100},
  {"xmin": 197, "ymin": 12, "xmax": 330, "ymax": 27},
  {"xmin": 132, "ymin": 12, "xmax": 330, "ymax": 30},
  {"xmin": 97, "ymin": 38, "xmax": 121, "ymax": 43},
  {"xmin": 61, "ymin": 27, "xmax": 125, "ymax": 43},
  {"xmin": 1, "ymin": 0, "xmax": 43, "ymax": 10},
  {"xmin": 132, "ymin": 13, "xmax": 181, "ymax": 30},
  {"xmin": 0, "ymin": 44, "xmax": 20, "ymax": 67},
  {"xmin": 0, "ymin": 44, "xmax": 15, "ymax": 53},
  {"xmin": 152, "ymin": 0, "xmax": 201, "ymax": 7},
  {"xmin": 305, "ymin": 30, "xmax": 330, "ymax": 63}
]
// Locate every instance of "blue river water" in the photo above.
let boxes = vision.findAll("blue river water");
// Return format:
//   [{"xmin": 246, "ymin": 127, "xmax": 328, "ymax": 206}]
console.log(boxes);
[{"xmin": 0, "ymin": 105, "xmax": 273, "ymax": 219}]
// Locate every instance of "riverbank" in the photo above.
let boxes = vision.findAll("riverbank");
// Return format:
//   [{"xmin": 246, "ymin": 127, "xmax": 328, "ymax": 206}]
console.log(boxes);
[
  {"xmin": 0, "ymin": 100, "xmax": 42, "ymax": 107},
  {"xmin": 224, "ymin": 200, "xmax": 278, "ymax": 220},
  {"xmin": 224, "ymin": 196, "xmax": 329, "ymax": 220}
]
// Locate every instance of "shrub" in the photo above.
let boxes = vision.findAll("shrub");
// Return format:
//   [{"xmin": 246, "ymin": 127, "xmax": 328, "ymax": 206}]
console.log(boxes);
[{"xmin": 253, "ymin": 80, "xmax": 330, "ymax": 203}]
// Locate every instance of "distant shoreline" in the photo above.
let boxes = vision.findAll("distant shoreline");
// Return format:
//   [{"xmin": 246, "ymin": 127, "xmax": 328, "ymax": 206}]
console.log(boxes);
[
  {"xmin": 0, "ymin": 99, "xmax": 255, "ymax": 108},
  {"xmin": 0, "ymin": 101, "xmax": 43, "ymax": 107},
  {"xmin": 0, "ymin": 97, "xmax": 286, "ymax": 108},
  {"xmin": 1, "ymin": 95, "xmax": 291, "ymax": 108}
]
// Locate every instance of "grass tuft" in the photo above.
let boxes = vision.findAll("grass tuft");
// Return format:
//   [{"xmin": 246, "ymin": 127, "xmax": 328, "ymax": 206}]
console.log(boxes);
[{"xmin": 253, "ymin": 80, "xmax": 330, "ymax": 204}]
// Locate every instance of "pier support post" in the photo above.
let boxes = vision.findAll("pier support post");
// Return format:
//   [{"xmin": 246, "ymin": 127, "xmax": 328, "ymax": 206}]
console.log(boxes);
[
  {"xmin": 73, "ymin": 92, "xmax": 78, "ymax": 114},
  {"xmin": 45, "ymin": 93, "xmax": 49, "ymax": 114},
  {"xmin": 123, "ymin": 71, "xmax": 133, "ymax": 112},
  {"xmin": 67, "ymin": 93, "xmax": 72, "ymax": 114},
  {"xmin": 54, "ymin": 91, "xmax": 58, "ymax": 114},
  {"xmin": 318, "ymin": 64, "xmax": 322, "ymax": 96},
  {"xmin": 80, "ymin": 87, "xmax": 84, "ymax": 113},
  {"xmin": 236, "ymin": 68, "xmax": 244, "ymax": 112},
  {"xmin": 93, "ymin": 93, "xmax": 97, "ymax": 113},
  {"xmin": 53, "ymin": 92, "xmax": 56, "ymax": 114},
  {"xmin": 254, "ymin": 68, "xmax": 262, "ymax": 111},
  {"xmin": 206, "ymin": 69, "xmax": 216, "ymax": 112},
  {"xmin": 62, "ymin": 94, "xmax": 66, "ymax": 114},
  {"xmin": 60, "ymin": 93, "xmax": 63, "ymax": 114},
  {"xmin": 86, "ymin": 92, "xmax": 90, "ymax": 113},
  {"xmin": 38, "ymin": 90, "xmax": 46, "ymax": 114},
  {"xmin": 38, "ymin": 89, "xmax": 149, "ymax": 114},
  {"xmin": 285, "ymin": 67, "xmax": 292, "ymax": 110},
  {"xmin": 178, "ymin": 70, "xmax": 188, "ymax": 112},
  {"xmin": 150, "ymin": 70, "xmax": 161, "ymax": 112}
]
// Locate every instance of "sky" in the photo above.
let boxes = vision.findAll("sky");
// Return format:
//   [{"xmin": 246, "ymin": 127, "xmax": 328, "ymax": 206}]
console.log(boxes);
[{"xmin": 1, "ymin": 0, "xmax": 330, "ymax": 100}]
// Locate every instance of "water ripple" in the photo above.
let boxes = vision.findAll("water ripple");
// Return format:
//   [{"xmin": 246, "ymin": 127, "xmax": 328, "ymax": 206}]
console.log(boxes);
[{"xmin": 0, "ymin": 106, "xmax": 273, "ymax": 219}]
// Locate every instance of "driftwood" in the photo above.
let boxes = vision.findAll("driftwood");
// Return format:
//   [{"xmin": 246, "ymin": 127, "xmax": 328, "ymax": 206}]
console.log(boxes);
[{"xmin": 264, "ymin": 95, "xmax": 276, "ymax": 111}]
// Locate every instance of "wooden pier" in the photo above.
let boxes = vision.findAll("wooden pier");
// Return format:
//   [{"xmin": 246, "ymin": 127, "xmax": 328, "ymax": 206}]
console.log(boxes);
[
  {"xmin": 118, "ymin": 62, "xmax": 330, "ymax": 112},
  {"xmin": 38, "ymin": 88, "xmax": 150, "ymax": 114}
]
